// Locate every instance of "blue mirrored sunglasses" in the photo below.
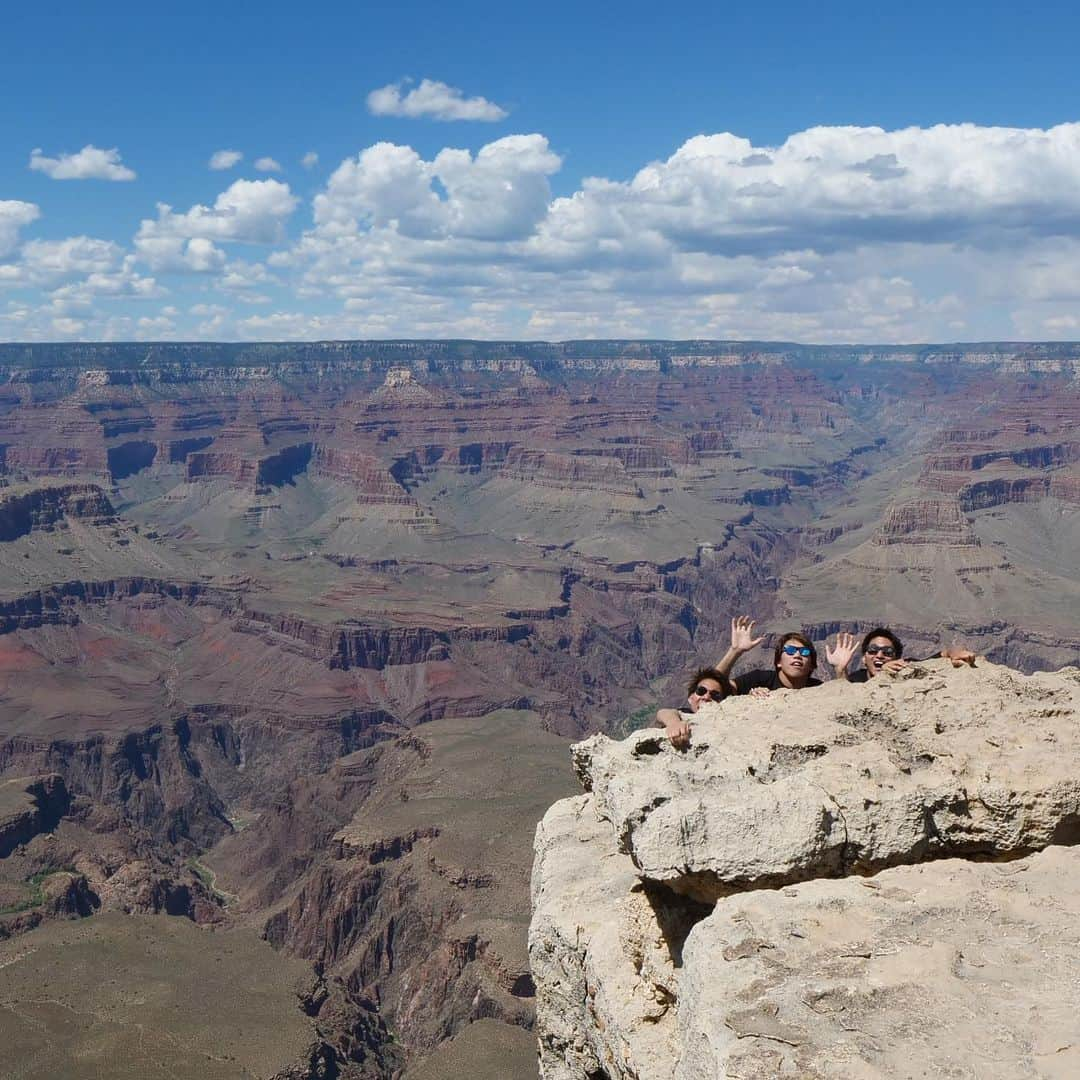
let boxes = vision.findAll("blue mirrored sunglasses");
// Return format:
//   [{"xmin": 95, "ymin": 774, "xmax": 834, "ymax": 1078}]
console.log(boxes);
[{"xmin": 782, "ymin": 645, "xmax": 812, "ymax": 657}]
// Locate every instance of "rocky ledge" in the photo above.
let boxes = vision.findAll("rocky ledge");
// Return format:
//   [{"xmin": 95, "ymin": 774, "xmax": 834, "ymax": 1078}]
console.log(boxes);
[{"xmin": 529, "ymin": 660, "xmax": 1080, "ymax": 1079}]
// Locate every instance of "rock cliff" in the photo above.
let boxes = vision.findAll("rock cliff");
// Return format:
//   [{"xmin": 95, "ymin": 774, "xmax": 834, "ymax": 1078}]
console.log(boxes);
[
  {"xmin": 0, "ymin": 482, "xmax": 116, "ymax": 540},
  {"xmin": 530, "ymin": 660, "xmax": 1080, "ymax": 1078}
]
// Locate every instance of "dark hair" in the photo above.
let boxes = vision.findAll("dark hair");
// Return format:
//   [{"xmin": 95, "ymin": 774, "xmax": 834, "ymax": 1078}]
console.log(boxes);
[
  {"xmin": 861, "ymin": 627, "xmax": 903, "ymax": 658},
  {"xmin": 773, "ymin": 632, "xmax": 817, "ymax": 673},
  {"xmin": 686, "ymin": 667, "xmax": 729, "ymax": 700}
]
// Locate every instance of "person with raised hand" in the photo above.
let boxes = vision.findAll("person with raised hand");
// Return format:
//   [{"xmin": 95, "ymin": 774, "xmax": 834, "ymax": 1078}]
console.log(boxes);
[
  {"xmin": 825, "ymin": 630, "xmax": 861, "ymax": 678},
  {"xmin": 654, "ymin": 667, "xmax": 728, "ymax": 748},
  {"xmin": 832, "ymin": 627, "xmax": 977, "ymax": 682},
  {"xmin": 717, "ymin": 615, "xmax": 822, "ymax": 697}
]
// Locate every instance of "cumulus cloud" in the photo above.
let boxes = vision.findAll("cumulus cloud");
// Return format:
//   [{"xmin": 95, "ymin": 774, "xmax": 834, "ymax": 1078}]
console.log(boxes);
[
  {"xmin": 367, "ymin": 78, "xmax": 508, "ymax": 122},
  {"xmin": 518, "ymin": 123, "xmax": 1080, "ymax": 268},
  {"xmin": 0, "ymin": 201, "xmax": 40, "ymax": 257},
  {"xmin": 29, "ymin": 145, "xmax": 136, "ymax": 181},
  {"xmin": 134, "ymin": 235, "xmax": 227, "ymax": 273},
  {"xmin": 209, "ymin": 149, "xmax": 243, "ymax": 170},
  {"xmin": 135, "ymin": 178, "xmax": 299, "ymax": 271},
  {"xmin": 11, "ymin": 121, "xmax": 1080, "ymax": 344},
  {"xmin": 16, "ymin": 236, "xmax": 124, "ymax": 282},
  {"xmin": 312, "ymin": 134, "xmax": 560, "ymax": 241},
  {"xmin": 255, "ymin": 156, "xmax": 282, "ymax": 173},
  {"xmin": 277, "ymin": 122, "xmax": 1080, "ymax": 342},
  {"xmin": 134, "ymin": 313, "xmax": 177, "ymax": 339},
  {"xmin": 301, "ymin": 151, "xmax": 319, "ymax": 169}
]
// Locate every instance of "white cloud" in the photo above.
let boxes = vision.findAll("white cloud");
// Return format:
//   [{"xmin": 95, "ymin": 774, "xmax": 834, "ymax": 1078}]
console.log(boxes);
[
  {"xmin": 51, "ymin": 316, "xmax": 86, "ymax": 336},
  {"xmin": 135, "ymin": 314, "xmax": 177, "ymax": 338},
  {"xmin": 209, "ymin": 149, "xmax": 243, "ymax": 171},
  {"xmin": 20, "ymin": 236, "xmax": 123, "ymax": 279},
  {"xmin": 11, "ymin": 121, "xmax": 1080, "ymax": 344},
  {"xmin": 312, "ymin": 134, "xmax": 560, "ymax": 241},
  {"xmin": 0, "ymin": 201, "xmax": 40, "ymax": 257},
  {"xmin": 255, "ymin": 156, "xmax": 282, "ymax": 173},
  {"xmin": 220, "ymin": 259, "xmax": 275, "ymax": 302},
  {"xmin": 531, "ymin": 122, "xmax": 1080, "ymax": 262},
  {"xmin": 29, "ymin": 145, "xmax": 136, "ymax": 181},
  {"xmin": 301, "ymin": 151, "xmax": 319, "ymax": 169},
  {"xmin": 134, "ymin": 235, "xmax": 227, "ymax": 273},
  {"xmin": 366, "ymin": 78, "xmax": 508, "ymax": 122},
  {"xmin": 281, "ymin": 121, "xmax": 1080, "ymax": 342},
  {"xmin": 134, "ymin": 178, "xmax": 299, "ymax": 271}
]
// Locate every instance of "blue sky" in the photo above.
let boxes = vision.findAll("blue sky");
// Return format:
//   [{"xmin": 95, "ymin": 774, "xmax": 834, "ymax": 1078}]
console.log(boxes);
[{"xmin": 3, "ymin": 2, "xmax": 1080, "ymax": 343}]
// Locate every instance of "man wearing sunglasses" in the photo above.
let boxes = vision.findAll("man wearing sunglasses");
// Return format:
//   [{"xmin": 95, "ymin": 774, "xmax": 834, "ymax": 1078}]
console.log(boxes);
[
  {"xmin": 717, "ymin": 616, "xmax": 823, "ymax": 697},
  {"xmin": 655, "ymin": 667, "xmax": 728, "ymax": 748},
  {"xmin": 831, "ymin": 627, "xmax": 976, "ymax": 682}
]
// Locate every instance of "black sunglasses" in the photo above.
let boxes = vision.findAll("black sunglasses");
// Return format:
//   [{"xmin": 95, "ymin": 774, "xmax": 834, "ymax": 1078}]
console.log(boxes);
[
  {"xmin": 782, "ymin": 645, "xmax": 812, "ymax": 657},
  {"xmin": 865, "ymin": 644, "xmax": 897, "ymax": 657},
  {"xmin": 693, "ymin": 686, "xmax": 725, "ymax": 701}
]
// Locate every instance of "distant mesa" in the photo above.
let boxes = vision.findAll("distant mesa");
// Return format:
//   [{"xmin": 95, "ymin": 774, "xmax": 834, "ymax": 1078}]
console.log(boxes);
[
  {"xmin": 185, "ymin": 442, "xmax": 314, "ymax": 493},
  {"xmin": 873, "ymin": 496, "xmax": 980, "ymax": 547},
  {"xmin": 500, "ymin": 447, "xmax": 644, "ymax": 499},
  {"xmin": 370, "ymin": 366, "xmax": 440, "ymax": 405}
]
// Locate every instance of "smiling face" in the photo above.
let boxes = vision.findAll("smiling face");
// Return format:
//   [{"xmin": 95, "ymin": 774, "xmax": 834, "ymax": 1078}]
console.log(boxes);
[
  {"xmin": 686, "ymin": 676, "xmax": 724, "ymax": 713},
  {"xmin": 863, "ymin": 634, "xmax": 899, "ymax": 676}
]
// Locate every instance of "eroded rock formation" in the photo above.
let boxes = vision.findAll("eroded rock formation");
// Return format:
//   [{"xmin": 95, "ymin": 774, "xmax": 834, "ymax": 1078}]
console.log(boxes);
[{"xmin": 530, "ymin": 660, "xmax": 1080, "ymax": 1078}]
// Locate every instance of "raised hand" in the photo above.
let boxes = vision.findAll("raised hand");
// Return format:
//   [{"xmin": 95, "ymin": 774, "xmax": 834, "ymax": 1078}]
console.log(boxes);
[
  {"xmin": 942, "ymin": 645, "xmax": 977, "ymax": 668},
  {"xmin": 731, "ymin": 615, "xmax": 766, "ymax": 653},
  {"xmin": 825, "ymin": 631, "xmax": 859, "ymax": 672}
]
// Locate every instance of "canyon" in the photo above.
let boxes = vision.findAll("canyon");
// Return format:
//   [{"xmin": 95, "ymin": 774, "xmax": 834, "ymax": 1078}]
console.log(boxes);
[{"xmin": 0, "ymin": 340, "xmax": 1076, "ymax": 1077}]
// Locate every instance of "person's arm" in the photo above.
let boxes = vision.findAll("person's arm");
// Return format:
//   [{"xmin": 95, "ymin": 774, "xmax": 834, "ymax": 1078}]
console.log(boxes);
[
  {"xmin": 716, "ymin": 615, "xmax": 766, "ymax": 684},
  {"xmin": 655, "ymin": 708, "xmax": 691, "ymax": 749},
  {"xmin": 825, "ymin": 632, "xmax": 859, "ymax": 681}
]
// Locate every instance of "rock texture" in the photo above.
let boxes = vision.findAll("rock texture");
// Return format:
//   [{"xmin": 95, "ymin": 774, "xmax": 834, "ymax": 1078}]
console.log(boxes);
[{"xmin": 530, "ymin": 661, "xmax": 1080, "ymax": 1079}]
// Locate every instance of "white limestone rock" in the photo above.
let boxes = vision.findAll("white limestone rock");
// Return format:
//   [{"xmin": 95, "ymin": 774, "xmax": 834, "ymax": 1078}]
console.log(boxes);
[
  {"xmin": 573, "ymin": 662, "xmax": 1080, "ymax": 900},
  {"xmin": 529, "ymin": 795, "xmax": 689, "ymax": 1080},
  {"xmin": 677, "ymin": 845, "xmax": 1080, "ymax": 1079},
  {"xmin": 531, "ymin": 662, "xmax": 1080, "ymax": 1079}
]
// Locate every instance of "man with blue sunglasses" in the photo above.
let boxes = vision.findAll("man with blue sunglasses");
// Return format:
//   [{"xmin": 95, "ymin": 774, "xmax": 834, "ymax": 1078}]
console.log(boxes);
[{"xmin": 718, "ymin": 616, "xmax": 822, "ymax": 697}]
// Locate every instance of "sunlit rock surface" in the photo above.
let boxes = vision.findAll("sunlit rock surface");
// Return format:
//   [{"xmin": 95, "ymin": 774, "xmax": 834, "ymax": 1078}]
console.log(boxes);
[{"xmin": 531, "ymin": 661, "xmax": 1080, "ymax": 1079}]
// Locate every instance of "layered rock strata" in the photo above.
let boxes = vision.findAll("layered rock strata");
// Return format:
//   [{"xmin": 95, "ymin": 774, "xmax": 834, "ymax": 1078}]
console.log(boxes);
[{"xmin": 530, "ymin": 661, "xmax": 1080, "ymax": 1079}]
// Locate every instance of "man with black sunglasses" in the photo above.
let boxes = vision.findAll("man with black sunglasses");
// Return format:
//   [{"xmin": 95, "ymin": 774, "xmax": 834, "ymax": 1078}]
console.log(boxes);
[
  {"xmin": 717, "ymin": 616, "xmax": 823, "ymax": 697},
  {"xmin": 831, "ymin": 627, "xmax": 976, "ymax": 682},
  {"xmin": 655, "ymin": 667, "xmax": 728, "ymax": 748}
]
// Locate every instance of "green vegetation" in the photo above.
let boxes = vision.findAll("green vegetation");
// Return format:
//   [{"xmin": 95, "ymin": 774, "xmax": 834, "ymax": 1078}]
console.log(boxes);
[
  {"xmin": 186, "ymin": 857, "xmax": 235, "ymax": 905},
  {"xmin": 609, "ymin": 703, "xmax": 659, "ymax": 740},
  {"xmin": 0, "ymin": 866, "xmax": 77, "ymax": 915}
]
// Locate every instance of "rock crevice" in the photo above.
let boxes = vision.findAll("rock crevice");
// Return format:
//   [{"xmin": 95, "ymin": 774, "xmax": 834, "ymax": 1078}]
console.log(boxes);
[{"xmin": 530, "ymin": 661, "xmax": 1080, "ymax": 1078}]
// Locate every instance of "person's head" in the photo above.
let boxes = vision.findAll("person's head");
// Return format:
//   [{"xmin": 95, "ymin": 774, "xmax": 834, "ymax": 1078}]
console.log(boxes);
[
  {"xmin": 861, "ymin": 627, "xmax": 903, "ymax": 676},
  {"xmin": 773, "ymin": 632, "xmax": 817, "ymax": 684},
  {"xmin": 685, "ymin": 667, "xmax": 728, "ymax": 712}
]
